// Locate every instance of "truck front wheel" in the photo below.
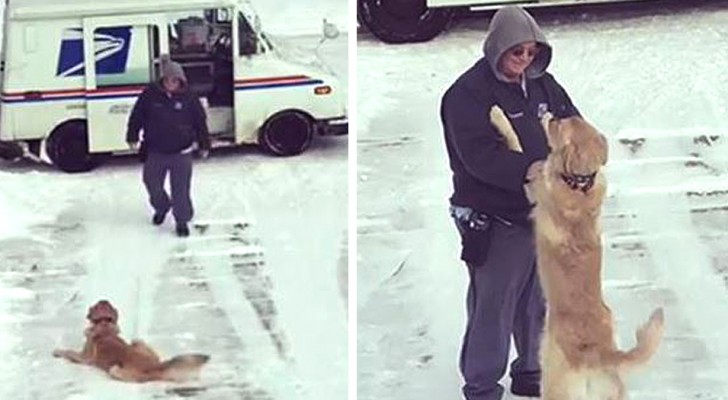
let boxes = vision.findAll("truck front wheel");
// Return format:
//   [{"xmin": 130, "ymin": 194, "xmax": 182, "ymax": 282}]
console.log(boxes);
[
  {"xmin": 358, "ymin": 0, "xmax": 454, "ymax": 43},
  {"xmin": 259, "ymin": 111, "xmax": 315, "ymax": 156},
  {"xmin": 46, "ymin": 121, "xmax": 99, "ymax": 173}
]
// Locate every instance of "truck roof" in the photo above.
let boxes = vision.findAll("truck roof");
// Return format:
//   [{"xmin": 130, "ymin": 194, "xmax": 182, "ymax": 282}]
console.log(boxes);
[{"xmin": 8, "ymin": 0, "xmax": 241, "ymax": 20}]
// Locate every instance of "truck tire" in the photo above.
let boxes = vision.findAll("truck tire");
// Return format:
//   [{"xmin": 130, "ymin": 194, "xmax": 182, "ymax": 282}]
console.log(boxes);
[
  {"xmin": 259, "ymin": 110, "xmax": 314, "ymax": 156},
  {"xmin": 358, "ymin": 0, "xmax": 454, "ymax": 43},
  {"xmin": 46, "ymin": 121, "xmax": 99, "ymax": 173}
]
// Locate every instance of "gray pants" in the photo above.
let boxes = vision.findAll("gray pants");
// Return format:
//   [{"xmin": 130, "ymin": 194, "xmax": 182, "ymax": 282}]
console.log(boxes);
[
  {"xmin": 455, "ymin": 218, "xmax": 545, "ymax": 400},
  {"xmin": 143, "ymin": 152, "xmax": 194, "ymax": 224}
]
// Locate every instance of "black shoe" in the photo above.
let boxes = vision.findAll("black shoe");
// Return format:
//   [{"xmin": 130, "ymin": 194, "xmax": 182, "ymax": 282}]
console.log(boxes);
[
  {"xmin": 152, "ymin": 212, "xmax": 166, "ymax": 226},
  {"xmin": 176, "ymin": 223, "xmax": 190, "ymax": 237},
  {"xmin": 510, "ymin": 380, "xmax": 540, "ymax": 397}
]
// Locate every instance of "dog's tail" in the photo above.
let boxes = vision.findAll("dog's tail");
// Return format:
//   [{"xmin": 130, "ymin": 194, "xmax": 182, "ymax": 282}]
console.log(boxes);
[
  {"xmin": 603, "ymin": 308, "xmax": 664, "ymax": 372},
  {"xmin": 156, "ymin": 353, "xmax": 210, "ymax": 382}
]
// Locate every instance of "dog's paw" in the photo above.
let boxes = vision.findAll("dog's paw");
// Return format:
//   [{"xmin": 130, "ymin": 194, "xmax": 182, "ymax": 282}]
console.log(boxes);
[
  {"xmin": 489, "ymin": 105, "xmax": 509, "ymax": 126},
  {"xmin": 52, "ymin": 349, "xmax": 64, "ymax": 358},
  {"xmin": 489, "ymin": 106, "xmax": 524, "ymax": 153},
  {"xmin": 540, "ymin": 111, "xmax": 554, "ymax": 134}
]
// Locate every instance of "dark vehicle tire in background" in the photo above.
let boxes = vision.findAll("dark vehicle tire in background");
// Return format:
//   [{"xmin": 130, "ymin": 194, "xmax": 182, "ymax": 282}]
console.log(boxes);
[
  {"xmin": 259, "ymin": 110, "xmax": 315, "ymax": 156},
  {"xmin": 358, "ymin": 0, "xmax": 455, "ymax": 43},
  {"xmin": 46, "ymin": 120, "xmax": 100, "ymax": 173}
]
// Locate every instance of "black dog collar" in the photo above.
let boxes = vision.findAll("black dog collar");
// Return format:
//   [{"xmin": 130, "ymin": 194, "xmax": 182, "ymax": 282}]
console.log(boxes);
[{"xmin": 561, "ymin": 172, "xmax": 597, "ymax": 193}]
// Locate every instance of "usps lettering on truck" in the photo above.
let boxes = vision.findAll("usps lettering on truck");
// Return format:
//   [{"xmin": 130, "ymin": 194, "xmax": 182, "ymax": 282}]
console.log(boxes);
[{"xmin": 57, "ymin": 27, "xmax": 133, "ymax": 77}]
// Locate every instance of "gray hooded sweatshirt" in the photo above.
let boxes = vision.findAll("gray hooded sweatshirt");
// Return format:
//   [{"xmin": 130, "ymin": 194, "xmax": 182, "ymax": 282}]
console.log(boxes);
[{"xmin": 483, "ymin": 6, "xmax": 552, "ymax": 82}]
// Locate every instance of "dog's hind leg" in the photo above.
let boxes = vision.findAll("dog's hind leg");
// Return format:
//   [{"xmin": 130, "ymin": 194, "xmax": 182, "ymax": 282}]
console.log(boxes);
[
  {"xmin": 130, "ymin": 340, "xmax": 161, "ymax": 363},
  {"xmin": 541, "ymin": 334, "xmax": 574, "ymax": 400},
  {"xmin": 109, "ymin": 365, "xmax": 138, "ymax": 382},
  {"xmin": 109, "ymin": 365, "xmax": 158, "ymax": 383},
  {"xmin": 585, "ymin": 369, "xmax": 626, "ymax": 400},
  {"xmin": 543, "ymin": 369, "xmax": 574, "ymax": 400},
  {"xmin": 606, "ymin": 370, "xmax": 626, "ymax": 400}
]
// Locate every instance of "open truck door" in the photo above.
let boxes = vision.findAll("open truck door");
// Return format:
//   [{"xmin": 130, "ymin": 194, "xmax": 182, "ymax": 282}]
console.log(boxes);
[{"xmin": 74, "ymin": 14, "xmax": 168, "ymax": 170}]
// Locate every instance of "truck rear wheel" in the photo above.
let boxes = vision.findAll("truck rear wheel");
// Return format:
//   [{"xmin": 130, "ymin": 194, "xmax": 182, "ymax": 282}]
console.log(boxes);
[
  {"xmin": 259, "ymin": 111, "xmax": 314, "ymax": 156},
  {"xmin": 358, "ymin": 0, "xmax": 454, "ymax": 43},
  {"xmin": 46, "ymin": 121, "xmax": 99, "ymax": 173}
]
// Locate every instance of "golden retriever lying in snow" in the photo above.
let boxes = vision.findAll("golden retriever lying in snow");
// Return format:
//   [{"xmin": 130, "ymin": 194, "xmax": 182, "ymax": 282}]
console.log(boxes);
[
  {"xmin": 490, "ymin": 106, "xmax": 664, "ymax": 400},
  {"xmin": 53, "ymin": 300, "xmax": 209, "ymax": 383}
]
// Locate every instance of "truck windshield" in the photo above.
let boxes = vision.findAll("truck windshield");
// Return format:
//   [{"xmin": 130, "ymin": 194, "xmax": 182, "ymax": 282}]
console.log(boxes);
[{"xmin": 238, "ymin": 12, "xmax": 272, "ymax": 55}]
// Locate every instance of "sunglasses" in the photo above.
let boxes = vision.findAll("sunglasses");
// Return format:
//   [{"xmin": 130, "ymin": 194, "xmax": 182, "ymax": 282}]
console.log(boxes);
[
  {"xmin": 509, "ymin": 46, "xmax": 540, "ymax": 58},
  {"xmin": 91, "ymin": 317, "xmax": 114, "ymax": 324}
]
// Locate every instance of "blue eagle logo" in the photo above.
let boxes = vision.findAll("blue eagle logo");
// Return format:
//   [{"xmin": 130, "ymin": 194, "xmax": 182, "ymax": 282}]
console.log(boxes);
[{"xmin": 56, "ymin": 26, "xmax": 132, "ymax": 77}]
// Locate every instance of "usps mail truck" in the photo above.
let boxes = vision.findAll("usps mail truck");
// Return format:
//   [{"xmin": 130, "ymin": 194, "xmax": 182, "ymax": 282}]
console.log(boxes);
[
  {"xmin": 0, "ymin": 0, "xmax": 347, "ymax": 172},
  {"xmin": 358, "ymin": 0, "xmax": 654, "ymax": 43}
]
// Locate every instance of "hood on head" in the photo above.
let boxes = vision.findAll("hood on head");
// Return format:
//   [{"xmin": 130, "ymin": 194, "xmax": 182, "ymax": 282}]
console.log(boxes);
[
  {"xmin": 159, "ymin": 54, "xmax": 188, "ymax": 87},
  {"xmin": 482, "ymin": 6, "xmax": 552, "ymax": 81}
]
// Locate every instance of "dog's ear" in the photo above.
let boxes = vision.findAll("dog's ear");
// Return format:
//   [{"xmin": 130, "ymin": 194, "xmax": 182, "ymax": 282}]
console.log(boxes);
[{"xmin": 562, "ymin": 140, "xmax": 578, "ymax": 173}]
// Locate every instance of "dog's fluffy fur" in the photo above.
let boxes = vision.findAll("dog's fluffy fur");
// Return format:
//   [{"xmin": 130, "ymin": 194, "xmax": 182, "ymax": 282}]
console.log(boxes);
[
  {"xmin": 53, "ymin": 300, "xmax": 209, "ymax": 383},
  {"xmin": 490, "ymin": 107, "xmax": 665, "ymax": 399}
]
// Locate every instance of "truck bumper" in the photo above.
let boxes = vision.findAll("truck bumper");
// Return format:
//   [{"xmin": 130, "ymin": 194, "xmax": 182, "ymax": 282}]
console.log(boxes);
[{"xmin": 317, "ymin": 117, "xmax": 348, "ymax": 136}]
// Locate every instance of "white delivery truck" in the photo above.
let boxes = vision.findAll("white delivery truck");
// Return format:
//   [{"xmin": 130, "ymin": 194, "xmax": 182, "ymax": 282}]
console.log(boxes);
[
  {"xmin": 0, "ymin": 0, "xmax": 347, "ymax": 172},
  {"xmin": 358, "ymin": 0, "xmax": 653, "ymax": 43}
]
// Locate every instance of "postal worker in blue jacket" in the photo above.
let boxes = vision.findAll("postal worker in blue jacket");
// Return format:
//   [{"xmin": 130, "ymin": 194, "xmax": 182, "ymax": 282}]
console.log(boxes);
[
  {"xmin": 127, "ymin": 55, "xmax": 211, "ymax": 237},
  {"xmin": 441, "ymin": 6, "xmax": 581, "ymax": 400}
]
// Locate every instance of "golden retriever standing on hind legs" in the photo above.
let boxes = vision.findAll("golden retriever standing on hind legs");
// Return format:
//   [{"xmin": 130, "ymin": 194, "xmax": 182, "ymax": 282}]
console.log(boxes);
[
  {"xmin": 490, "ymin": 106, "xmax": 665, "ymax": 399},
  {"xmin": 53, "ymin": 300, "xmax": 209, "ymax": 383}
]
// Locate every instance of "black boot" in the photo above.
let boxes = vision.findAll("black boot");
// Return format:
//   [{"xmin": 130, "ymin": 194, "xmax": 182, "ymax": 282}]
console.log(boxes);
[
  {"xmin": 176, "ymin": 223, "xmax": 190, "ymax": 237},
  {"xmin": 510, "ymin": 379, "xmax": 540, "ymax": 397},
  {"xmin": 152, "ymin": 212, "xmax": 166, "ymax": 226}
]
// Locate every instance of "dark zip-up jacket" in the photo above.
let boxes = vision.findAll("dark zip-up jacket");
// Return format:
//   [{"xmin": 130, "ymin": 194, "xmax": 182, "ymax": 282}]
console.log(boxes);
[
  {"xmin": 126, "ymin": 83, "xmax": 210, "ymax": 154},
  {"xmin": 441, "ymin": 58, "xmax": 579, "ymax": 226}
]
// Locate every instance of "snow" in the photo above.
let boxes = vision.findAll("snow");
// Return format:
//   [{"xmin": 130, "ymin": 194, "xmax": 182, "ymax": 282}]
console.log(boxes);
[
  {"xmin": 358, "ymin": 3, "xmax": 728, "ymax": 400},
  {"xmin": 0, "ymin": 0, "xmax": 347, "ymax": 37},
  {"xmin": 0, "ymin": 17, "xmax": 346, "ymax": 400},
  {"xmin": 253, "ymin": 0, "xmax": 348, "ymax": 36}
]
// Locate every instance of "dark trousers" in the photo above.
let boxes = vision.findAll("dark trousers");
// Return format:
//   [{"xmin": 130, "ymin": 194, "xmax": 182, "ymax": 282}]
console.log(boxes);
[
  {"xmin": 142, "ymin": 152, "xmax": 194, "ymax": 225},
  {"xmin": 456, "ymin": 220, "xmax": 545, "ymax": 400}
]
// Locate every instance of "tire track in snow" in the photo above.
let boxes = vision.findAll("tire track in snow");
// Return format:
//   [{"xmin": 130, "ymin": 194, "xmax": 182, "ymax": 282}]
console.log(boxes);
[
  {"xmin": 610, "ymin": 135, "xmax": 728, "ymax": 396},
  {"xmin": 175, "ymin": 222, "xmax": 295, "ymax": 399},
  {"xmin": 151, "ymin": 230, "xmax": 277, "ymax": 400},
  {"xmin": 617, "ymin": 191, "xmax": 728, "ymax": 396}
]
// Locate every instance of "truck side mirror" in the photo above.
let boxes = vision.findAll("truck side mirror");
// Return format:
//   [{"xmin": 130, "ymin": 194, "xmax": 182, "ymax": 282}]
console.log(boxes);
[{"xmin": 322, "ymin": 19, "xmax": 340, "ymax": 40}]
